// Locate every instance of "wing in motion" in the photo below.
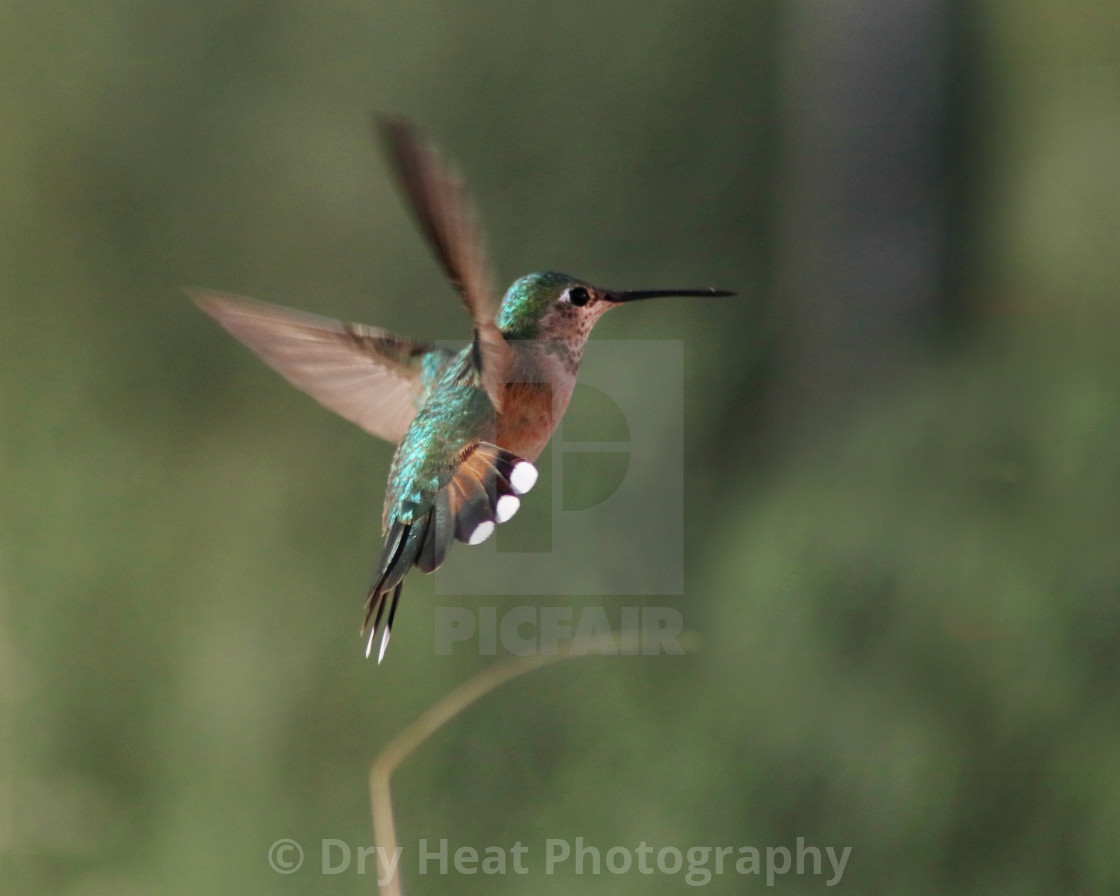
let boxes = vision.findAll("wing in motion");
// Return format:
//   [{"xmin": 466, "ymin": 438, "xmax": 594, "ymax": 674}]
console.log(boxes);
[
  {"xmin": 189, "ymin": 290, "xmax": 452, "ymax": 444},
  {"xmin": 378, "ymin": 117, "xmax": 513, "ymax": 412}
]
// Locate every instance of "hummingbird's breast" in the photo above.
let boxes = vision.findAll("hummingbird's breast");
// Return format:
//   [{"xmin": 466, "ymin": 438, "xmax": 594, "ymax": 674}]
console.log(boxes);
[
  {"xmin": 495, "ymin": 342, "xmax": 578, "ymax": 461},
  {"xmin": 496, "ymin": 381, "xmax": 566, "ymax": 461}
]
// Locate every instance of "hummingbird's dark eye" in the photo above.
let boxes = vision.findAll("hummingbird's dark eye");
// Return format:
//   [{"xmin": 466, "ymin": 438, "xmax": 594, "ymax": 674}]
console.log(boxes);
[{"xmin": 566, "ymin": 286, "xmax": 590, "ymax": 307}]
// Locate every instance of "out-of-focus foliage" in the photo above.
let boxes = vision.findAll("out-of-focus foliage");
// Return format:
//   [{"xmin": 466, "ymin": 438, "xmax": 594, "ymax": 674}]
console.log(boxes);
[
  {"xmin": 1, "ymin": 1, "xmax": 1118, "ymax": 894},
  {"xmin": 706, "ymin": 333, "xmax": 1120, "ymax": 893}
]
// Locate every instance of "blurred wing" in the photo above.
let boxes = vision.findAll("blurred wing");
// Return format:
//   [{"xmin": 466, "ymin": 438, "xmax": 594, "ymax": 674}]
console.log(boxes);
[
  {"xmin": 190, "ymin": 290, "xmax": 449, "ymax": 444},
  {"xmin": 378, "ymin": 117, "xmax": 512, "ymax": 412}
]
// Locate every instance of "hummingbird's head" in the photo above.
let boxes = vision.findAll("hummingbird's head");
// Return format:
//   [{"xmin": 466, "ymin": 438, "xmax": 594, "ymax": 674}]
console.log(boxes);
[
  {"xmin": 497, "ymin": 271, "xmax": 732, "ymax": 344},
  {"xmin": 497, "ymin": 271, "xmax": 607, "ymax": 342}
]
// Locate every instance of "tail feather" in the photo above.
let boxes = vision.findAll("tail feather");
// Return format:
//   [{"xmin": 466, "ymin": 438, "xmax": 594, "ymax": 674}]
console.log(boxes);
[
  {"xmin": 448, "ymin": 470, "xmax": 494, "ymax": 543},
  {"xmin": 361, "ymin": 442, "xmax": 538, "ymax": 662},
  {"xmin": 365, "ymin": 581, "xmax": 402, "ymax": 662},
  {"xmin": 417, "ymin": 493, "xmax": 453, "ymax": 574},
  {"xmin": 446, "ymin": 442, "xmax": 535, "ymax": 544},
  {"xmin": 417, "ymin": 506, "xmax": 439, "ymax": 574},
  {"xmin": 361, "ymin": 519, "xmax": 413, "ymax": 632}
]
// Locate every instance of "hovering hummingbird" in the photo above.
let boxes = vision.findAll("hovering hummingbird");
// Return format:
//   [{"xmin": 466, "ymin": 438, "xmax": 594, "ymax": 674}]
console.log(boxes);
[{"xmin": 191, "ymin": 118, "xmax": 731, "ymax": 662}]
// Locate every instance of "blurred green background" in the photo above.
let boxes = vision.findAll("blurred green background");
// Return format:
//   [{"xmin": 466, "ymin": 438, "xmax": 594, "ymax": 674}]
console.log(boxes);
[{"xmin": 2, "ymin": 1, "xmax": 1119, "ymax": 893}]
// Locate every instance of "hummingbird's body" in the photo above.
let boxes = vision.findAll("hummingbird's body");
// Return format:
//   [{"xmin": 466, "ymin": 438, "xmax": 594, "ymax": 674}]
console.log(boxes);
[{"xmin": 192, "ymin": 120, "xmax": 731, "ymax": 661}]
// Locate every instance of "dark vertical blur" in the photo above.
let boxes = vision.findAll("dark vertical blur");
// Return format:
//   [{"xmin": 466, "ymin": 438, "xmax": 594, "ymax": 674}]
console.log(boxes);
[{"xmin": 771, "ymin": 0, "xmax": 953, "ymax": 443}]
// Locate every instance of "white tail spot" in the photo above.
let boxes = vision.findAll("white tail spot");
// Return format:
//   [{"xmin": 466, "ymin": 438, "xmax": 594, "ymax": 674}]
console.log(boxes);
[
  {"xmin": 377, "ymin": 627, "xmax": 391, "ymax": 664},
  {"xmin": 496, "ymin": 494, "xmax": 521, "ymax": 523},
  {"xmin": 510, "ymin": 461, "xmax": 538, "ymax": 495},
  {"xmin": 468, "ymin": 520, "xmax": 495, "ymax": 545}
]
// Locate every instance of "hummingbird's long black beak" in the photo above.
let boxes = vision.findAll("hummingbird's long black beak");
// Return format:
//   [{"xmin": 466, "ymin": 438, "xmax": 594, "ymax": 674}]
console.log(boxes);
[{"xmin": 606, "ymin": 287, "xmax": 734, "ymax": 303}]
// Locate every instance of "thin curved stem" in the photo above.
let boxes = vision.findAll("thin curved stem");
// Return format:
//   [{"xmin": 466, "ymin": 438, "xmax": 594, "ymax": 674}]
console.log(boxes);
[{"xmin": 368, "ymin": 632, "xmax": 698, "ymax": 895}]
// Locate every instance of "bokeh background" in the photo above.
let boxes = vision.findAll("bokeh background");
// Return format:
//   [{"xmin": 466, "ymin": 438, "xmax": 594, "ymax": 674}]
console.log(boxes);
[{"xmin": 3, "ymin": 1, "xmax": 1119, "ymax": 893}]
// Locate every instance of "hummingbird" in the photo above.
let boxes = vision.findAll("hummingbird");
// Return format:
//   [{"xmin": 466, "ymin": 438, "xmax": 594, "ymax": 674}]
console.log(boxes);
[{"xmin": 191, "ymin": 118, "xmax": 732, "ymax": 662}]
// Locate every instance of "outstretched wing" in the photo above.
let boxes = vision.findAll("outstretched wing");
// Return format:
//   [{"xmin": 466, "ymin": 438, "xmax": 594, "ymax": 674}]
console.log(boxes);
[
  {"xmin": 377, "ymin": 117, "xmax": 513, "ymax": 413},
  {"xmin": 190, "ymin": 290, "xmax": 452, "ymax": 444}
]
